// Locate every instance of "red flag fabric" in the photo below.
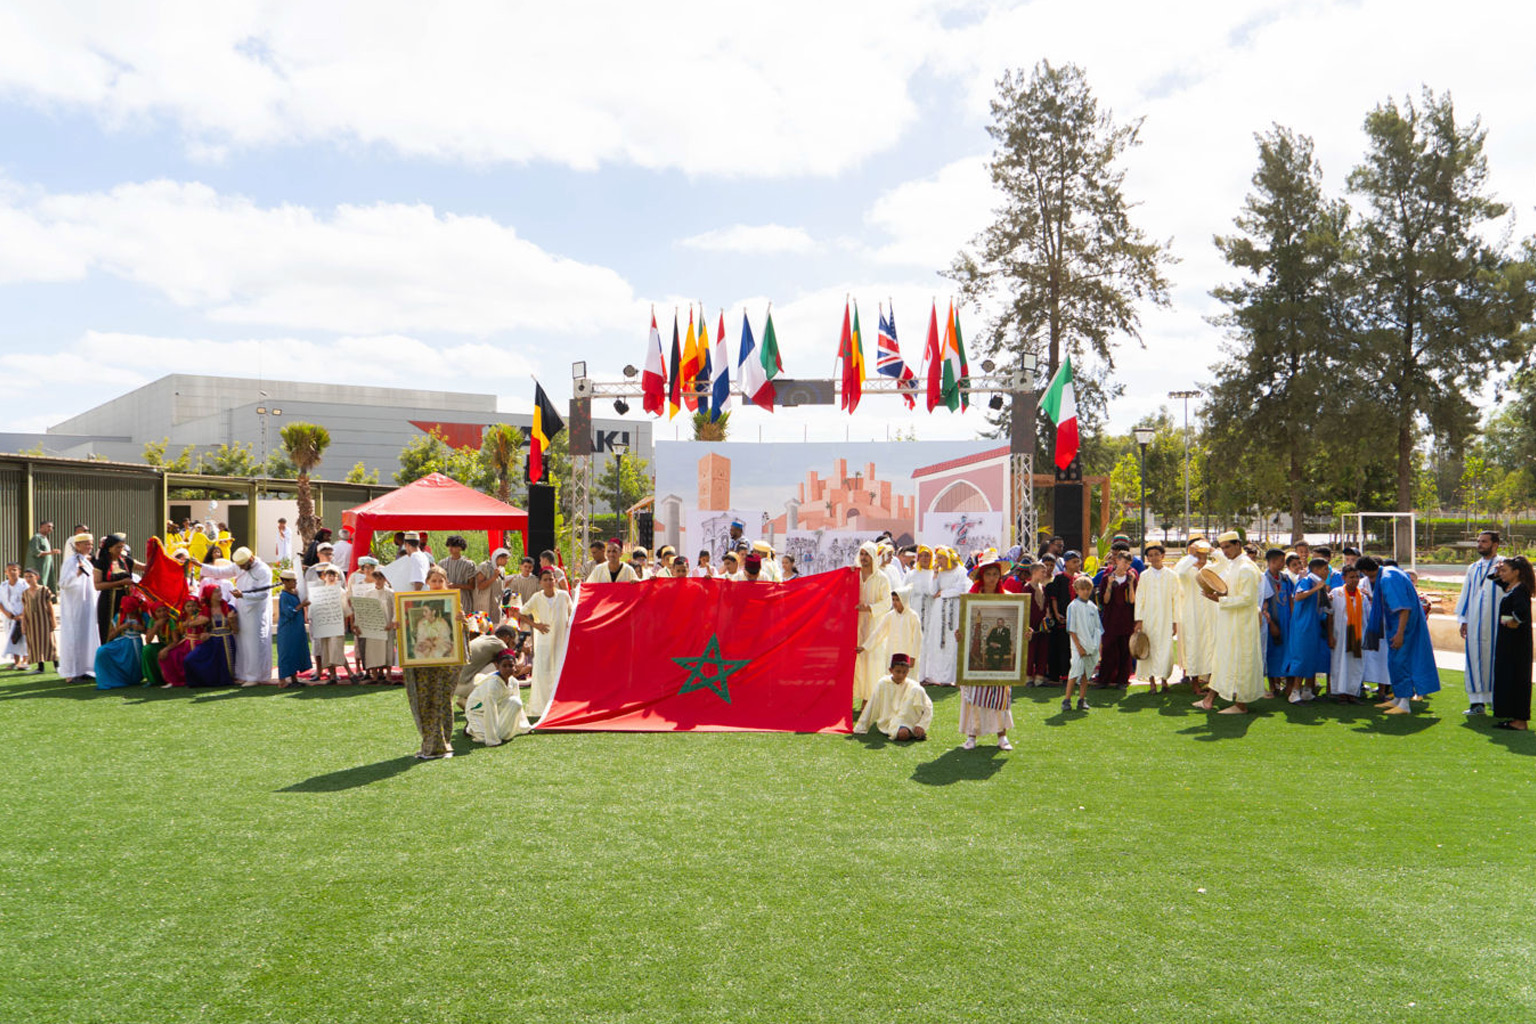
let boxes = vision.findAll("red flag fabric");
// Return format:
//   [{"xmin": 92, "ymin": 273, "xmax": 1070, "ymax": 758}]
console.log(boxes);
[
  {"xmin": 923, "ymin": 300, "xmax": 943, "ymax": 412},
  {"xmin": 135, "ymin": 536, "xmax": 191, "ymax": 613},
  {"xmin": 641, "ymin": 309, "xmax": 666, "ymax": 416},
  {"xmin": 537, "ymin": 570, "xmax": 858, "ymax": 733}
]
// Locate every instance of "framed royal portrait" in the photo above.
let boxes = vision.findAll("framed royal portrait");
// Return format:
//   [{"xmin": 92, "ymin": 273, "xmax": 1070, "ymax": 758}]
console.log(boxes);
[
  {"xmin": 394, "ymin": 589, "xmax": 467, "ymax": 668},
  {"xmin": 958, "ymin": 593, "xmax": 1028, "ymax": 686}
]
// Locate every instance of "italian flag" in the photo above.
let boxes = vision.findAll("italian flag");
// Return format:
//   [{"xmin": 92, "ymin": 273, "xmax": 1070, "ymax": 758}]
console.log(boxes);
[{"xmin": 1040, "ymin": 356, "xmax": 1079, "ymax": 469}]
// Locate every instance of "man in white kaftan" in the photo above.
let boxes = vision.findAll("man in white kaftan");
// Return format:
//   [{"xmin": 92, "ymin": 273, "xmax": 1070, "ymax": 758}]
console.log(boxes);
[
  {"xmin": 1172, "ymin": 540, "xmax": 1217, "ymax": 688},
  {"xmin": 199, "ymin": 547, "xmax": 274, "ymax": 685},
  {"xmin": 465, "ymin": 651, "xmax": 533, "ymax": 745},
  {"xmin": 1454, "ymin": 530, "xmax": 1504, "ymax": 714},
  {"xmin": 1201, "ymin": 532, "xmax": 1264, "ymax": 713},
  {"xmin": 1133, "ymin": 543, "xmax": 1179, "ymax": 687},
  {"xmin": 904, "ymin": 547, "xmax": 936, "ymax": 638},
  {"xmin": 862, "ymin": 587, "xmax": 923, "ymax": 680},
  {"xmin": 921, "ymin": 549, "xmax": 969, "ymax": 686},
  {"xmin": 1327, "ymin": 567, "xmax": 1370, "ymax": 699},
  {"xmin": 852, "ymin": 654, "xmax": 932, "ymax": 740},
  {"xmin": 57, "ymin": 535, "xmax": 100, "ymax": 680},
  {"xmin": 518, "ymin": 569, "xmax": 572, "ymax": 717},
  {"xmin": 853, "ymin": 542, "xmax": 893, "ymax": 704}
]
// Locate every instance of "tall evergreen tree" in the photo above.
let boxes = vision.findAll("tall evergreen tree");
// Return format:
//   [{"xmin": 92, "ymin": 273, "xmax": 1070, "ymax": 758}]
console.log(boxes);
[
  {"xmin": 1347, "ymin": 89, "xmax": 1534, "ymax": 546},
  {"xmin": 1206, "ymin": 126, "xmax": 1361, "ymax": 541},
  {"xmin": 948, "ymin": 60, "xmax": 1172, "ymax": 451}
]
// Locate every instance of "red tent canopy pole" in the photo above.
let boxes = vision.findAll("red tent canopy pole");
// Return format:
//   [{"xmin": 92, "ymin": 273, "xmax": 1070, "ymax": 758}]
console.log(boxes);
[{"xmin": 340, "ymin": 473, "xmax": 530, "ymax": 571}]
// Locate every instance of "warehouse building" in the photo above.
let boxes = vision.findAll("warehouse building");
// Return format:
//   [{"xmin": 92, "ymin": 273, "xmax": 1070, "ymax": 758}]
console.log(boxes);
[{"xmin": 1, "ymin": 374, "xmax": 651, "ymax": 477}]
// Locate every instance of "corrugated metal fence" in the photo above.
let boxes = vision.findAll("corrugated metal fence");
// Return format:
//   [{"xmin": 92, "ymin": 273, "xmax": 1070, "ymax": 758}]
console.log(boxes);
[{"xmin": 2, "ymin": 456, "xmax": 392, "ymax": 563}]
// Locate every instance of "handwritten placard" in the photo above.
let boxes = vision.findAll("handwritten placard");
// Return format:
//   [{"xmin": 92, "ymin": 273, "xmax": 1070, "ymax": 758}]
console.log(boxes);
[
  {"xmin": 309, "ymin": 584, "xmax": 347, "ymax": 640},
  {"xmin": 352, "ymin": 593, "xmax": 389, "ymax": 641}
]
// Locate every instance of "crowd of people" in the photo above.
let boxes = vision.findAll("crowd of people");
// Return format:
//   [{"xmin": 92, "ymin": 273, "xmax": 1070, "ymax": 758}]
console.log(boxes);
[{"xmin": 5, "ymin": 514, "xmax": 1531, "ymax": 759}]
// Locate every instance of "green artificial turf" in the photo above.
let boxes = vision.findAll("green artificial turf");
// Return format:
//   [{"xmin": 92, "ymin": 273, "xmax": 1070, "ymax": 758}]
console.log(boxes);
[{"xmin": 3, "ymin": 665, "xmax": 1534, "ymax": 1023}]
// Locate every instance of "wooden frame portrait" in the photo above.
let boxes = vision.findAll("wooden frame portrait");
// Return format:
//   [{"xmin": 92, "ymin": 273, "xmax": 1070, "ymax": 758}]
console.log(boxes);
[
  {"xmin": 394, "ymin": 589, "xmax": 466, "ymax": 668},
  {"xmin": 958, "ymin": 593, "xmax": 1028, "ymax": 686}
]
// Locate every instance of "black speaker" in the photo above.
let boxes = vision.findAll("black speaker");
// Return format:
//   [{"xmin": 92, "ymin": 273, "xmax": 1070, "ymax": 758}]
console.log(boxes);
[
  {"xmin": 1054, "ymin": 479, "xmax": 1085, "ymax": 555},
  {"xmin": 635, "ymin": 510, "xmax": 654, "ymax": 551},
  {"xmin": 527, "ymin": 483, "xmax": 556, "ymax": 558},
  {"xmin": 568, "ymin": 398, "xmax": 593, "ymax": 456}
]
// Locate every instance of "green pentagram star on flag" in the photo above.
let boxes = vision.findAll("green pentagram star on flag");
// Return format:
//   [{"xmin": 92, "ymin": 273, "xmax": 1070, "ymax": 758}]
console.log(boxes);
[{"xmin": 672, "ymin": 635, "xmax": 750, "ymax": 704}]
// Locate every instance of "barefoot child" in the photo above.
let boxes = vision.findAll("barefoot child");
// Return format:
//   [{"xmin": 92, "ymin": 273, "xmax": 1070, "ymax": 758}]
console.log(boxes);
[
  {"xmin": 1064, "ymin": 576, "xmax": 1102, "ymax": 712},
  {"xmin": 853, "ymin": 652, "xmax": 933, "ymax": 741}
]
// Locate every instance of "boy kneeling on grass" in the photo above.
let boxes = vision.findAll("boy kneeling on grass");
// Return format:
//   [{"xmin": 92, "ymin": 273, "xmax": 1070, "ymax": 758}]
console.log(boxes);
[
  {"xmin": 853, "ymin": 653, "xmax": 932, "ymax": 741},
  {"xmin": 1064, "ymin": 576, "xmax": 1102, "ymax": 713}
]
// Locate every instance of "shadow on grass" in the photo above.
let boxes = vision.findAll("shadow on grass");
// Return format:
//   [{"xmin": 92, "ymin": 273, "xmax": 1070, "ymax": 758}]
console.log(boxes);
[
  {"xmin": 279, "ymin": 755, "xmax": 420, "ymax": 792},
  {"xmin": 1349, "ymin": 712, "xmax": 1440, "ymax": 736},
  {"xmin": 1461, "ymin": 717, "xmax": 1536, "ymax": 757},
  {"xmin": 1176, "ymin": 707, "xmax": 1264, "ymax": 741},
  {"xmin": 910, "ymin": 745, "xmax": 1006, "ymax": 786}
]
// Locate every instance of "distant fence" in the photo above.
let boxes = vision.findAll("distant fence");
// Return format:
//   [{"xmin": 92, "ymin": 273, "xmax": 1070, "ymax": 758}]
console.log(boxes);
[{"xmin": 1, "ymin": 455, "xmax": 393, "ymax": 565}]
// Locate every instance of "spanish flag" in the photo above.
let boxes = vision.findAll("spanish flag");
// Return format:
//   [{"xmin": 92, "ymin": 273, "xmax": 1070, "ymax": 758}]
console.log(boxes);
[{"xmin": 528, "ymin": 380, "xmax": 565, "ymax": 484}]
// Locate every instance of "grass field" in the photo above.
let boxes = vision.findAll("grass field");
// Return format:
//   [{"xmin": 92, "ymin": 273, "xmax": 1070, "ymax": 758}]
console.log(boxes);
[{"xmin": 3, "ymin": 664, "xmax": 1534, "ymax": 1023}]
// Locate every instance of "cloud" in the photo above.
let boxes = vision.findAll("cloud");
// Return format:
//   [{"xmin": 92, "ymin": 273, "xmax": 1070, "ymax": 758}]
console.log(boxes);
[
  {"xmin": 678, "ymin": 224, "xmax": 818, "ymax": 256},
  {"xmin": 0, "ymin": 1, "xmax": 960, "ymax": 176},
  {"xmin": 0, "ymin": 179, "xmax": 642, "ymax": 335},
  {"xmin": 865, "ymin": 156, "xmax": 995, "ymax": 268}
]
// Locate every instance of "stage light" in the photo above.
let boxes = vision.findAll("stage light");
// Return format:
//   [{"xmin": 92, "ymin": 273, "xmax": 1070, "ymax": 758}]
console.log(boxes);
[
  {"xmin": 623, "ymin": 364, "xmax": 638, "ymax": 378},
  {"xmin": 980, "ymin": 359, "xmax": 996, "ymax": 373},
  {"xmin": 571, "ymin": 361, "xmax": 587, "ymax": 379},
  {"xmin": 614, "ymin": 399, "xmax": 630, "ymax": 415},
  {"xmin": 988, "ymin": 394, "xmax": 1004, "ymax": 410}
]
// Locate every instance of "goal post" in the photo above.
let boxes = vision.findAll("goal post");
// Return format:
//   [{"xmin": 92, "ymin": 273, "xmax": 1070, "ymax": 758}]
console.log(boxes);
[{"xmin": 1342, "ymin": 512, "xmax": 1416, "ymax": 574}]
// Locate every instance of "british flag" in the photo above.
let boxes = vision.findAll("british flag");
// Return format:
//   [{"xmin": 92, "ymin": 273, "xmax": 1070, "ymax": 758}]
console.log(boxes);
[{"xmin": 876, "ymin": 304, "xmax": 917, "ymax": 408}]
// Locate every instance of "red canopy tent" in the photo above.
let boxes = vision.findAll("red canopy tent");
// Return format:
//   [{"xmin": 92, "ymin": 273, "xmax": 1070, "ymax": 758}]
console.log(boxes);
[{"xmin": 340, "ymin": 473, "xmax": 529, "ymax": 572}]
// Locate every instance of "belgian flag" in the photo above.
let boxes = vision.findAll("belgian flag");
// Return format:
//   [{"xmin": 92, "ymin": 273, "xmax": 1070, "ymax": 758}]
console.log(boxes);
[{"xmin": 527, "ymin": 380, "xmax": 564, "ymax": 484}]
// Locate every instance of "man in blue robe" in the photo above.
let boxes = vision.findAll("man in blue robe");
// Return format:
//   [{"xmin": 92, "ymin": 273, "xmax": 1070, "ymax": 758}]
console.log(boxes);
[
  {"xmin": 1358, "ymin": 557, "xmax": 1439, "ymax": 713},
  {"xmin": 1260, "ymin": 549, "xmax": 1291, "ymax": 697}
]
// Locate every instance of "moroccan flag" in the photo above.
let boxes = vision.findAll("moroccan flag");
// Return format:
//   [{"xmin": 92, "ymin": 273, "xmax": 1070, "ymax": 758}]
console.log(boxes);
[
  {"xmin": 922, "ymin": 301, "xmax": 943, "ymax": 412},
  {"xmin": 1041, "ymin": 356, "xmax": 1080, "ymax": 470},
  {"xmin": 876, "ymin": 303, "xmax": 916, "ymax": 409},
  {"xmin": 134, "ymin": 536, "xmax": 191, "ymax": 614},
  {"xmin": 536, "ymin": 570, "xmax": 858, "ymax": 733},
  {"xmin": 710, "ymin": 309, "xmax": 730, "ymax": 421},
  {"xmin": 738, "ymin": 311, "xmax": 774, "ymax": 412},
  {"xmin": 642, "ymin": 308, "xmax": 666, "ymax": 416},
  {"xmin": 681, "ymin": 308, "xmax": 700, "ymax": 411},
  {"xmin": 667, "ymin": 311, "xmax": 682, "ymax": 418},
  {"xmin": 838, "ymin": 301, "xmax": 865, "ymax": 413},
  {"xmin": 527, "ymin": 380, "xmax": 565, "ymax": 483}
]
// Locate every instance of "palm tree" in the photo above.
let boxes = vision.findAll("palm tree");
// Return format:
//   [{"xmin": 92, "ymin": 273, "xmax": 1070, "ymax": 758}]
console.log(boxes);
[
  {"xmin": 280, "ymin": 422, "xmax": 332, "ymax": 543},
  {"xmin": 692, "ymin": 410, "xmax": 731, "ymax": 442},
  {"xmin": 481, "ymin": 423, "xmax": 524, "ymax": 503}
]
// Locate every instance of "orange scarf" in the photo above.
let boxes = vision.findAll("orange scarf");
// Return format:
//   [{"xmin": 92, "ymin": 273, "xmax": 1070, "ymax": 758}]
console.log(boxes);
[{"xmin": 1344, "ymin": 587, "xmax": 1363, "ymax": 654}]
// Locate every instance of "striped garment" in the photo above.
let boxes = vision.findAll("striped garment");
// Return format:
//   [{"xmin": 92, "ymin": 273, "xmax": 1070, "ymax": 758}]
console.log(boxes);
[{"xmin": 963, "ymin": 684, "xmax": 1014, "ymax": 710}]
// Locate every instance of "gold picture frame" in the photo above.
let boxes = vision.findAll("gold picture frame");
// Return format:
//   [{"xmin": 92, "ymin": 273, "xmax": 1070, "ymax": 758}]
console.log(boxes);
[
  {"xmin": 394, "ymin": 588, "xmax": 467, "ymax": 668},
  {"xmin": 957, "ymin": 593, "xmax": 1029, "ymax": 686}
]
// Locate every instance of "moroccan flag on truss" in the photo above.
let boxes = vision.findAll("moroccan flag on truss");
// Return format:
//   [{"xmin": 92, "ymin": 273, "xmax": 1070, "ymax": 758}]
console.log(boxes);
[
  {"xmin": 922, "ymin": 300, "xmax": 943, "ymax": 412},
  {"xmin": 536, "ymin": 570, "xmax": 858, "ymax": 733},
  {"xmin": 527, "ymin": 380, "xmax": 565, "ymax": 483},
  {"xmin": 667, "ymin": 311, "xmax": 682, "ymax": 419},
  {"xmin": 681, "ymin": 308, "xmax": 701, "ymax": 412},
  {"xmin": 642, "ymin": 309, "xmax": 666, "ymax": 416},
  {"xmin": 838, "ymin": 301, "xmax": 865, "ymax": 413},
  {"xmin": 738, "ymin": 311, "xmax": 774, "ymax": 411},
  {"xmin": 1040, "ymin": 355, "xmax": 1080, "ymax": 469},
  {"xmin": 876, "ymin": 303, "xmax": 916, "ymax": 409}
]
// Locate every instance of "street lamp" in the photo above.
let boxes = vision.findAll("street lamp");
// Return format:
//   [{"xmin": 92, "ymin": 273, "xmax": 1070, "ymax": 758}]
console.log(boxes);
[
  {"xmin": 255, "ymin": 402, "xmax": 283, "ymax": 481},
  {"xmin": 610, "ymin": 442, "xmax": 630, "ymax": 525},
  {"xmin": 1168, "ymin": 389, "xmax": 1202, "ymax": 542},
  {"xmin": 1133, "ymin": 426, "xmax": 1155, "ymax": 548}
]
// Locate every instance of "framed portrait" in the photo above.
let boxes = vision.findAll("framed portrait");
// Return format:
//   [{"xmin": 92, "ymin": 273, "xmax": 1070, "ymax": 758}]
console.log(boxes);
[
  {"xmin": 958, "ymin": 593, "xmax": 1028, "ymax": 685},
  {"xmin": 394, "ymin": 589, "xmax": 466, "ymax": 668}
]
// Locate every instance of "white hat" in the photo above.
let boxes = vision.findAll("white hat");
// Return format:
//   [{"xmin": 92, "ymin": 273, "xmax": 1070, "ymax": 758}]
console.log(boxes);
[{"xmin": 231, "ymin": 546, "xmax": 254, "ymax": 565}]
